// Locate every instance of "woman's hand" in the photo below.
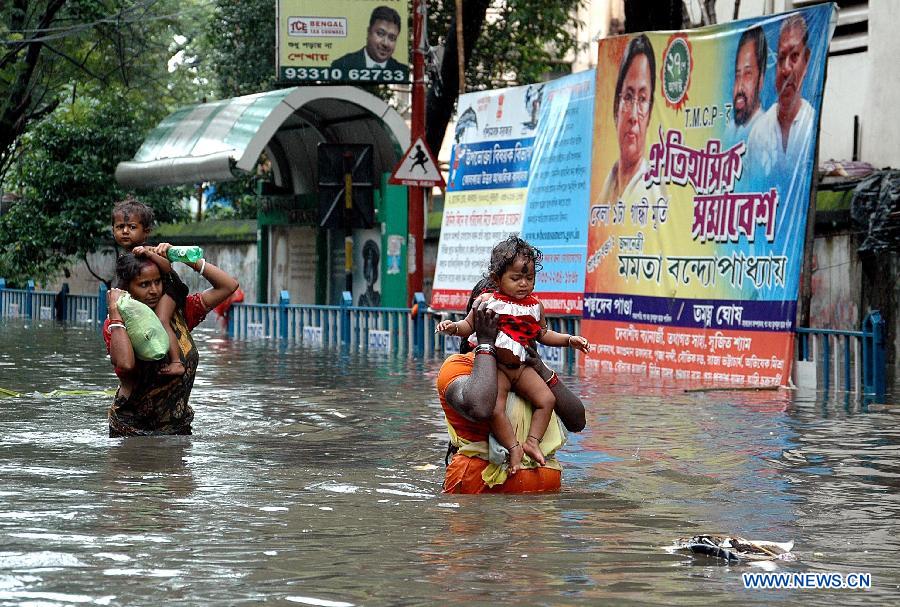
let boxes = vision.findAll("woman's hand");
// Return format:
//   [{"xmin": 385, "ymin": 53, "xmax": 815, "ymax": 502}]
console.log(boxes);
[
  {"xmin": 105, "ymin": 289, "xmax": 135, "ymax": 371},
  {"xmin": 471, "ymin": 298, "xmax": 498, "ymax": 345},
  {"xmin": 568, "ymin": 335, "xmax": 590, "ymax": 353},
  {"xmin": 106, "ymin": 287, "xmax": 126, "ymax": 312},
  {"xmin": 522, "ymin": 344, "xmax": 551, "ymax": 380},
  {"xmin": 153, "ymin": 242, "xmax": 172, "ymax": 259}
]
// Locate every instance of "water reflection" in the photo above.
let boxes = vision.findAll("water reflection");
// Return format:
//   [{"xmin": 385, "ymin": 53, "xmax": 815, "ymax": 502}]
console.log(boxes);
[{"xmin": 0, "ymin": 319, "xmax": 898, "ymax": 605}]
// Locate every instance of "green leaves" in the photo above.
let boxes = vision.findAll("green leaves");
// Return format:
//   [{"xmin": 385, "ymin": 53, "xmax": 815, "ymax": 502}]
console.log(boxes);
[{"xmin": 0, "ymin": 93, "xmax": 189, "ymax": 284}]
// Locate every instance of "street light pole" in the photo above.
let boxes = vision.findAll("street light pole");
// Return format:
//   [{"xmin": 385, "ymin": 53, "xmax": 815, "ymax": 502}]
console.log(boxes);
[{"xmin": 407, "ymin": 0, "xmax": 426, "ymax": 305}]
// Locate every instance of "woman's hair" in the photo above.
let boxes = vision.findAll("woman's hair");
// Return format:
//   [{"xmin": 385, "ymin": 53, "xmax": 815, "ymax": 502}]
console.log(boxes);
[
  {"xmin": 486, "ymin": 234, "xmax": 543, "ymax": 280},
  {"xmin": 613, "ymin": 33, "xmax": 656, "ymax": 121},
  {"xmin": 465, "ymin": 277, "xmax": 495, "ymax": 314},
  {"xmin": 114, "ymin": 253, "xmax": 156, "ymax": 289},
  {"xmin": 111, "ymin": 195, "xmax": 154, "ymax": 229}
]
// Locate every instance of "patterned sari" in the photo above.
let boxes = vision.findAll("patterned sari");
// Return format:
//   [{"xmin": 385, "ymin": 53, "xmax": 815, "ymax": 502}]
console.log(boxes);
[{"xmin": 104, "ymin": 294, "xmax": 206, "ymax": 437}]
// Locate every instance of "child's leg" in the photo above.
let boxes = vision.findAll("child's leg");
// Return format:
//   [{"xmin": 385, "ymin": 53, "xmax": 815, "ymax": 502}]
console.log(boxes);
[
  {"xmin": 511, "ymin": 367, "xmax": 556, "ymax": 465},
  {"xmin": 490, "ymin": 369, "xmax": 525, "ymax": 474},
  {"xmin": 155, "ymin": 294, "xmax": 184, "ymax": 376}
]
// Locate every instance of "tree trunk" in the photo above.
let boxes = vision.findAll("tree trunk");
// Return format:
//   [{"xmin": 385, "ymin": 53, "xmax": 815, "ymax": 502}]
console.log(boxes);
[
  {"xmin": 703, "ymin": 0, "xmax": 718, "ymax": 25},
  {"xmin": 624, "ymin": 0, "xmax": 682, "ymax": 33},
  {"xmin": 424, "ymin": 0, "xmax": 491, "ymax": 158},
  {"xmin": 0, "ymin": 0, "xmax": 66, "ymax": 177}
]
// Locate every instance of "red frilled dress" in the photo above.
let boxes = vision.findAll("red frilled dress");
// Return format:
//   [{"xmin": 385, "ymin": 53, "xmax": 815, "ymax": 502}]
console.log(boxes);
[{"xmin": 467, "ymin": 292, "xmax": 543, "ymax": 361}]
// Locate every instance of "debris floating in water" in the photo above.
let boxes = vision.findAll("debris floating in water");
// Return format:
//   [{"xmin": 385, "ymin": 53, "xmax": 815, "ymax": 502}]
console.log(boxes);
[{"xmin": 670, "ymin": 535, "xmax": 796, "ymax": 562}]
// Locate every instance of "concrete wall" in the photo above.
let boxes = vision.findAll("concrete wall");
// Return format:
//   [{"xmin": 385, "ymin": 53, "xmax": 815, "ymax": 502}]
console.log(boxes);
[
  {"xmin": 809, "ymin": 232, "xmax": 861, "ymax": 331},
  {"xmin": 172, "ymin": 243, "xmax": 257, "ymax": 304},
  {"xmin": 819, "ymin": 53, "xmax": 869, "ymax": 163},
  {"xmin": 809, "ymin": 229, "xmax": 899, "ymax": 395},
  {"xmin": 861, "ymin": 1, "xmax": 900, "ymax": 168},
  {"xmin": 268, "ymin": 225, "xmax": 318, "ymax": 304},
  {"xmin": 39, "ymin": 243, "xmax": 258, "ymax": 305}
]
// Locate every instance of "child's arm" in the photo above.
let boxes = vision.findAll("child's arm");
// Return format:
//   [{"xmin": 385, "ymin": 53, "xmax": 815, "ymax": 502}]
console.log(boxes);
[
  {"xmin": 535, "ymin": 304, "xmax": 589, "ymax": 352},
  {"xmin": 133, "ymin": 245, "xmax": 174, "ymax": 275},
  {"xmin": 435, "ymin": 309, "xmax": 476, "ymax": 339}
]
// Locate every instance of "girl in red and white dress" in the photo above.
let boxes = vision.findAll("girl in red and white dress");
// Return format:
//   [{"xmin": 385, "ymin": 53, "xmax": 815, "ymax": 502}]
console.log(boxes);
[{"xmin": 437, "ymin": 236, "xmax": 589, "ymax": 473}]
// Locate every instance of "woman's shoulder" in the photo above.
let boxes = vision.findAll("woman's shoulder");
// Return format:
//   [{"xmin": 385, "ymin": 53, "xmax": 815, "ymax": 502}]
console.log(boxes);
[
  {"xmin": 183, "ymin": 293, "xmax": 209, "ymax": 330},
  {"xmin": 437, "ymin": 353, "xmax": 475, "ymax": 392}
]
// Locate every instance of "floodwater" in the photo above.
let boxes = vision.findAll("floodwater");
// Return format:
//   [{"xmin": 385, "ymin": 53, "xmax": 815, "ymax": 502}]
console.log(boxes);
[{"xmin": 0, "ymin": 319, "xmax": 898, "ymax": 606}]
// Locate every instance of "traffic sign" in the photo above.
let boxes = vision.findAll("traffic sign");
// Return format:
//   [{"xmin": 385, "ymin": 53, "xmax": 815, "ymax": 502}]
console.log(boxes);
[{"xmin": 389, "ymin": 137, "xmax": 445, "ymax": 188}]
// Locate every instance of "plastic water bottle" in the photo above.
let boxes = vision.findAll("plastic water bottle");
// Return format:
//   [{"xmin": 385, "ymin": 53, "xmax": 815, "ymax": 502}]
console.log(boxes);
[{"xmin": 166, "ymin": 245, "xmax": 203, "ymax": 263}]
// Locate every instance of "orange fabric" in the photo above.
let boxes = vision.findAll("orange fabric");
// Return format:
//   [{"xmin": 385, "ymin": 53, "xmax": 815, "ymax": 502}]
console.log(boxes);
[
  {"xmin": 437, "ymin": 353, "xmax": 563, "ymax": 494},
  {"xmin": 443, "ymin": 454, "xmax": 561, "ymax": 494},
  {"xmin": 436, "ymin": 353, "xmax": 492, "ymax": 442}
]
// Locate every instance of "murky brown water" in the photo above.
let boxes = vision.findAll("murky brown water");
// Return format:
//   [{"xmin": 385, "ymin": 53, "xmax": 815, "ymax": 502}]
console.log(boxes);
[{"xmin": 1, "ymin": 319, "xmax": 898, "ymax": 606}]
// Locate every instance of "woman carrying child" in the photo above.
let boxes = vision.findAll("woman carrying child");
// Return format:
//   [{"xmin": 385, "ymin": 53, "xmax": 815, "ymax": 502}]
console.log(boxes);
[
  {"xmin": 103, "ymin": 244, "xmax": 239, "ymax": 437},
  {"xmin": 436, "ymin": 279, "xmax": 586, "ymax": 493},
  {"xmin": 437, "ymin": 236, "xmax": 589, "ymax": 474},
  {"xmin": 111, "ymin": 197, "xmax": 188, "ymax": 376}
]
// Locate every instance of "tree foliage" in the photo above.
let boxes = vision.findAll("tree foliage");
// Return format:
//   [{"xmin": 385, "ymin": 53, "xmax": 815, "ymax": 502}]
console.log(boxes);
[
  {"xmin": 198, "ymin": 0, "xmax": 586, "ymax": 155},
  {"xmin": 0, "ymin": 0, "xmax": 588, "ymax": 284},
  {"xmin": 202, "ymin": 0, "xmax": 276, "ymax": 98},
  {"xmin": 0, "ymin": 0, "xmax": 212, "ymax": 284},
  {"xmin": 0, "ymin": 94, "xmax": 189, "ymax": 285},
  {"xmin": 423, "ymin": 1, "xmax": 586, "ymax": 153},
  {"xmin": 0, "ymin": 0, "xmax": 210, "ymax": 177}
]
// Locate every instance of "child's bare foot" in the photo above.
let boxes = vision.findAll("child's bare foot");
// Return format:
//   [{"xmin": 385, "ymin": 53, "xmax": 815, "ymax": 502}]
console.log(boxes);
[
  {"xmin": 508, "ymin": 443, "xmax": 525, "ymax": 474},
  {"xmin": 524, "ymin": 435, "xmax": 546, "ymax": 466},
  {"xmin": 159, "ymin": 361, "xmax": 185, "ymax": 376}
]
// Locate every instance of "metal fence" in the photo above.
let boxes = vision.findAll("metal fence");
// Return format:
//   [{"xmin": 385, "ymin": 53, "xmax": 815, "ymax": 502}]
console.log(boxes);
[
  {"xmin": 0, "ymin": 277, "xmax": 887, "ymax": 399},
  {"xmin": 0, "ymin": 280, "xmax": 109, "ymax": 324},
  {"xmin": 795, "ymin": 311, "xmax": 886, "ymax": 400}
]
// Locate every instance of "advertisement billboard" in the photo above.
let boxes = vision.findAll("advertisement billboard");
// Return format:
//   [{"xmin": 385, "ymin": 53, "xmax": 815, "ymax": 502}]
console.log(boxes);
[
  {"xmin": 277, "ymin": 0, "xmax": 409, "ymax": 84},
  {"xmin": 582, "ymin": 5, "xmax": 834, "ymax": 386}
]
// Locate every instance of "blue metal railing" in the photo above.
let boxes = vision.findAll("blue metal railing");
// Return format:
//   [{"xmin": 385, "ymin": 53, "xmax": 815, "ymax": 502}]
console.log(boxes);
[
  {"xmin": 0, "ymin": 280, "xmax": 107, "ymax": 324},
  {"xmin": 796, "ymin": 310, "xmax": 886, "ymax": 400},
  {"xmin": 230, "ymin": 291, "xmax": 419, "ymax": 353},
  {"xmin": 228, "ymin": 290, "xmax": 585, "ymax": 361},
  {"xmin": 0, "ymin": 277, "xmax": 888, "ymax": 397}
]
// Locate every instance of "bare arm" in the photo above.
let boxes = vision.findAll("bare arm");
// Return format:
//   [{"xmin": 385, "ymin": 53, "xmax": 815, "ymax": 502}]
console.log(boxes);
[
  {"xmin": 191, "ymin": 259, "xmax": 239, "ymax": 310},
  {"xmin": 436, "ymin": 309, "xmax": 475, "ymax": 339},
  {"xmin": 522, "ymin": 345, "xmax": 586, "ymax": 432},
  {"xmin": 536, "ymin": 306, "xmax": 590, "ymax": 352},
  {"xmin": 443, "ymin": 299, "xmax": 500, "ymax": 422},
  {"xmin": 106, "ymin": 289, "xmax": 135, "ymax": 372},
  {"xmin": 152, "ymin": 243, "xmax": 239, "ymax": 310}
]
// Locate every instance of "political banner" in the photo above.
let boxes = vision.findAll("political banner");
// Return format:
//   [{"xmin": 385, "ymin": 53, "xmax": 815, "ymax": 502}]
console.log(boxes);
[
  {"xmin": 276, "ymin": 0, "xmax": 409, "ymax": 84},
  {"xmin": 431, "ymin": 70, "xmax": 595, "ymax": 313},
  {"xmin": 583, "ymin": 5, "xmax": 834, "ymax": 386}
]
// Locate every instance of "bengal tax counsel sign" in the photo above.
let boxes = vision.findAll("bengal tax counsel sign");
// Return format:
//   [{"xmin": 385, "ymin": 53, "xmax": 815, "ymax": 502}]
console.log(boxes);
[{"xmin": 277, "ymin": 0, "xmax": 409, "ymax": 84}]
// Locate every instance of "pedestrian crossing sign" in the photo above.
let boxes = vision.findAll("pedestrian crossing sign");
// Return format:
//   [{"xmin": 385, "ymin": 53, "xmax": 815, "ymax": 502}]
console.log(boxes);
[{"xmin": 389, "ymin": 137, "xmax": 445, "ymax": 188}]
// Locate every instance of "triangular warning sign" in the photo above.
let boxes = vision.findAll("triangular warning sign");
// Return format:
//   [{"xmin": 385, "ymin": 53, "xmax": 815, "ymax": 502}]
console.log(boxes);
[{"xmin": 389, "ymin": 138, "xmax": 446, "ymax": 188}]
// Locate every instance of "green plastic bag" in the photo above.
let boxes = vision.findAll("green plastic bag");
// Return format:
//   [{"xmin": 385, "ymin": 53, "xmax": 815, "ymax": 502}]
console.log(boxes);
[{"xmin": 116, "ymin": 293, "xmax": 168, "ymax": 361}]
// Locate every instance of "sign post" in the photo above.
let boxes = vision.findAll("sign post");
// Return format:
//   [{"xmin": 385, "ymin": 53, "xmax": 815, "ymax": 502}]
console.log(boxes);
[
  {"xmin": 405, "ymin": 0, "xmax": 428, "ymax": 305},
  {"xmin": 390, "ymin": 137, "xmax": 445, "ymax": 188}
]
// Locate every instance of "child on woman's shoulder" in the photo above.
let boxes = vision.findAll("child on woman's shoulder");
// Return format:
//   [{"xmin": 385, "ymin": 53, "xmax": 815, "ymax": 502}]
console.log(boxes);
[
  {"xmin": 110, "ymin": 196, "xmax": 188, "ymax": 376},
  {"xmin": 437, "ymin": 235, "xmax": 589, "ymax": 473}
]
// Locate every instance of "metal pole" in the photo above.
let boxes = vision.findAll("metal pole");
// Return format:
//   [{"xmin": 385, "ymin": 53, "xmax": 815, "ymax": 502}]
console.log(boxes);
[
  {"xmin": 343, "ymin": 151, "xmax": 354, "ymax": 295},
  {"xmin": 407, "ymin": 0, "xmax": 426, "ymax": 305}
]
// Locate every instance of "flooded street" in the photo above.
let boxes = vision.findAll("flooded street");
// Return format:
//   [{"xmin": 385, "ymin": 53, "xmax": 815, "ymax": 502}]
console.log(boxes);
[{"xmin": 1, "ymin": 319, "xmax": 898, "ymax": 605}]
